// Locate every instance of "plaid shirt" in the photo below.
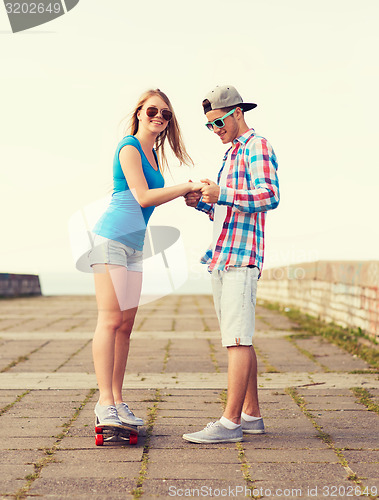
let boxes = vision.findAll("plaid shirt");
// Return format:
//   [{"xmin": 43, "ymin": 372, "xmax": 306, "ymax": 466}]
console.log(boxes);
[{"xmin": 196, "ymin": 128, "xmax": 279, "ymax": 275}]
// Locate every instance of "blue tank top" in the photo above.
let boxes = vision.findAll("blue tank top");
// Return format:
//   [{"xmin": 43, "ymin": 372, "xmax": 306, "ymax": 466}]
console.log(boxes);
[{"xmin": 92, "ymin": 135, "xmax": 165, "ymax": 250}]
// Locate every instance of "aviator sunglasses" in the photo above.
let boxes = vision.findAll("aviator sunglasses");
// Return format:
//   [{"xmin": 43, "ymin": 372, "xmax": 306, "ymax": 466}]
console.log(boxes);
[
  {"xmin": 205, "ymin": 108, "xmax": 236, "ymax": 131},
  {"xmin": 145, "ymin": 106, "xmax": 172, "ymax": 122}
]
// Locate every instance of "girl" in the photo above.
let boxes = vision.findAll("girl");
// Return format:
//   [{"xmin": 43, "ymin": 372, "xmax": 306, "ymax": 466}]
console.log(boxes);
[{"xmin": 88, "ymin": 89, "xmax": 202, "ymax": 427}]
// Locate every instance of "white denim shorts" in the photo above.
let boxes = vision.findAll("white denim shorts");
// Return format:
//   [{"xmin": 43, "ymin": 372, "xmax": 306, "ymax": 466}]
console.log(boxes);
[
  {"xmin": 87, "ymin": 234, "xmax": 143, "ymax": 272},
  {"xmin": 211, "ymin": 266, "xmax": 259, "ymax": 347}
]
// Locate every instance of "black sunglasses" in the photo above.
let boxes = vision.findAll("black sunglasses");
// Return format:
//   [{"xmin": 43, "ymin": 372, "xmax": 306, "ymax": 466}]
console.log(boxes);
[{"xmin": 145, "ymin": 106, "xmax": 172, "ymax": 122}]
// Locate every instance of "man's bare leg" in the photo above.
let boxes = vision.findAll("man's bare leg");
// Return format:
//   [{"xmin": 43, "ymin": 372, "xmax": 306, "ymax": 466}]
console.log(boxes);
[
  {"xmin": 242, "ymin": 346, "xmax": 261, "ymax": 417},
  {"xmin": 223, "ymin": 346, "xmax": 253, "ymax": 424}
]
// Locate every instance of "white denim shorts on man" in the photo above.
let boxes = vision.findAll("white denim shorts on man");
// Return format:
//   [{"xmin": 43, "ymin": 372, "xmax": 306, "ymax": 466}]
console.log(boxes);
[
  {"xmin": 87, "ymin": 234, "xmax": 143, "ymax": 272},
  {"xmin": 211, "ymin": 266, "xmax": 259, "ymax": 347}
]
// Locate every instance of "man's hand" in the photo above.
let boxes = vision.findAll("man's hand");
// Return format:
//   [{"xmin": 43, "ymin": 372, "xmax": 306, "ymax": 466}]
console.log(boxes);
[{"xmin": 200, "ymin": 178, "xmax": 220, "ymax": 204}]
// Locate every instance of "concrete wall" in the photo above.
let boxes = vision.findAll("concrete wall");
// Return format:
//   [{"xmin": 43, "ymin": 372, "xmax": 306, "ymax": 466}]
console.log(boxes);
[
  {"xmin": 258, "ymin": 261, "xmax": 379, "ymax": 341},
  {"xmin": 0, "ymin": 273, "xmax": 42, "ymax": 298}
]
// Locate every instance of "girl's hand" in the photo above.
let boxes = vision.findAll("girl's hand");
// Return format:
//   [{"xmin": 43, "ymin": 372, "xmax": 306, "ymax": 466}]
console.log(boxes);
[{"xmin": 189, "ymin": 181, "xmax": 206, "ymax": 192}]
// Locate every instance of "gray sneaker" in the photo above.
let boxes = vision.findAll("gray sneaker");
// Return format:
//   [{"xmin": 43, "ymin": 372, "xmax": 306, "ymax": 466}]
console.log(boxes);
[
  {"xmin": 182, "ymin": 420, "xmax": 243, "ymax": 444},
  {"xmin": 94, "ymin": 402, "xmax": 123, "ymax": 427},
  {"xmin": 116, "ymin": 402, "xmax": 144, "ymax": 427},
  {"xmin": 241, "ymin": 417, "xmax": 265, "ymax": 434}
]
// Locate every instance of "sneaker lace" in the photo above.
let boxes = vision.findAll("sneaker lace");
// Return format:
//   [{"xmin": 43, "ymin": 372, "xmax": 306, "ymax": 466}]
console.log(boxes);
[
  {"xmin": 121, "ymin": 403, "xmax": 135, "ymax": 417},
  {"xmin": 108, "ymin": 406, "xmax": 118, "ymax": 418},
  {"xmin": 205, "ymin": 421, "xmax": 217, "ymax": 430}
]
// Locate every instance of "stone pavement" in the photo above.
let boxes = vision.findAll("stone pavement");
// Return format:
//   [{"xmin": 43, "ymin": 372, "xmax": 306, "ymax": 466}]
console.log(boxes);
[{"xmin": 0, "ymin": 295, "xmax": 378, "ymax": 500}]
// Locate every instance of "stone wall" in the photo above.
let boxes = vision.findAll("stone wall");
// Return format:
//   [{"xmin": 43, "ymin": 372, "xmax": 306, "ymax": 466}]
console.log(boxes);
[
  {"xmin": 258, "ymin": 261, "xmax": 379, "ymax": 341},
  {"xmin": 0, "ymin": 273, "xmax": 42, "ymax": 298}
]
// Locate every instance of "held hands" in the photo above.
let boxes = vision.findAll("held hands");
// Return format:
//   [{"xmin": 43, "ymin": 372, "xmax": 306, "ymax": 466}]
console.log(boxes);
[
  {"xmin": 199, "ymin": 178, "xmax": 220, "ymax": 204},
  {"xmin": 184, "ymin": 180, "xmax": 203, "ymax": 207},
  {"xmin": 189, "ymin": 181, "xmax": 206, "ymax": 192},
  {"xmin": 184, "ymin": 179, "xmax": 220, "ymax": 207}
]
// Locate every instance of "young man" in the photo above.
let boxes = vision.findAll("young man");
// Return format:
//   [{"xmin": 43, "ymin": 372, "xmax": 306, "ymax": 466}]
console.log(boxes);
[{"xmin": 183, "ymin": 85, "xmax": 280, "ymax": 443}]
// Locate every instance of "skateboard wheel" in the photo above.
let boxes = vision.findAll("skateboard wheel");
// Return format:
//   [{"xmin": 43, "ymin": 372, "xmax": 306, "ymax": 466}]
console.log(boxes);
[
  {"xmin": 95, "ymin": 426, "xmax": 103, "ymax": 434},
  {"xmin": 95, "ymin": 434, "xmax": 104, "ymax": 446},
  {"xmin": 129, "ymin": 433, "xmax": 138, "ymax": 445}
]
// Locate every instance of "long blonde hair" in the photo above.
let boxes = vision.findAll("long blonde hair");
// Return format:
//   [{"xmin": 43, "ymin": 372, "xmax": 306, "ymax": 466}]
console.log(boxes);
[{"xmin": 127, "ymin": 89, "xmax": 193, "ymax": 170}]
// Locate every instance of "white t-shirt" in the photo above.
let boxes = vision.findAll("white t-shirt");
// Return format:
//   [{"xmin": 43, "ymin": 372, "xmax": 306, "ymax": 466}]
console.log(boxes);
[{"xmin": 212, "ymin": 151, "xmax": 231, "ymax": 253}]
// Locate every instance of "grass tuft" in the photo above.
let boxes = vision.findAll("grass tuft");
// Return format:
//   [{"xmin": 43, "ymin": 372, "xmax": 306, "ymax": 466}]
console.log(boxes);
[
  {"xmin": 262, "ymin": 302, "xmax": 379, "ymax": 369},
  {"xmin": 351, "ymin": 387, "xmax": 379, "ymax": 415},
  {"xmin": 131, "ymin": 389, "xmax": 162, "ymax": 499}
]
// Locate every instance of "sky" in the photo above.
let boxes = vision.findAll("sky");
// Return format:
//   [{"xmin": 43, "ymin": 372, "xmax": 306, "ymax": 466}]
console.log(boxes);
[{"xmin": 0, "ymin": 0, "xmax": 378, "ymax": 295}]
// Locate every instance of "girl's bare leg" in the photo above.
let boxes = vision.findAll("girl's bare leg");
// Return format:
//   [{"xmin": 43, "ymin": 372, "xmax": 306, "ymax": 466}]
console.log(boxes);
[
  {"xmin": 92, "ymin": 265, "xmax": 142, "ymax": 406},
  {"xmin": 108, "ymin": 267, "xmax": 142, "ymax": 404}
]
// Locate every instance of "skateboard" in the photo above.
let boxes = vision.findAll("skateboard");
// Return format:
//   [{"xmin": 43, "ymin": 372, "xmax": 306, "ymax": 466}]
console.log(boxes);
[{"xmin": 95, "ymin": 419, "xmax": 139, "ymax": 446}]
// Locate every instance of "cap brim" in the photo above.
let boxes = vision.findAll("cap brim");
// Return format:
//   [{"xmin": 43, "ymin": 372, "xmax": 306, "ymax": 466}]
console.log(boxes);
[{"xmin": 240, "ymin": 103, "xmax": 257, "ymax": 112}]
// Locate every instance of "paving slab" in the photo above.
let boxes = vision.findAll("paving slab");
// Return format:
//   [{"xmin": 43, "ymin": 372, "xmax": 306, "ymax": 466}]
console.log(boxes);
[
  {"xmin": 243, "ymin": 449, "xmax": 339, "ymax": 463},
  {"xmin": 28, "ymin": 478, "xmax": 136, "ymax": 499},
  {"xmin": 294, "ymin": 336, "xmax": 370, "ymax": 371},
  {"xmin": 0, "ymin": 437, "xmax": 58, "ymax": 450},
  {"xmin": 347, "ymin": 463, "xmax": 379, "ymax": 480},
  {"xmin": 7, "ymin": 340, "xmax": 88, "ymax": 373},
  {"xmin": 254, "ymin": 337, "xmax": 323, "ymax": 373},
  {"xmin": 0, "ymin": 331, "xmax": 94, "ymax": 340},
  {"xmin": 0, "ymin": 340, "xmax": 45, "ymax": 372},
  {"xmin": 343, "ymin": 450, "xmax": 379, "ymax": 463},
  {"xmin": 1, "ymin": 481, "xmax": 28, "ymax": 498},
  {"xmin": 147, "ymin": 461, "xmax": 243, "ymax": 481},
  {"xmin": 247, "ymin": 462, "xmax": 348, "ymax": 482},
  {"xmin": 0, "ymin": 463, "xmax": 37, "ymax": 482},
  {"xmin": 247, "ymin": 481, "xmax": 360, "ymax": 499},
  {"xmin": 0, "ymin": 416, "xmax": 69, "ymax": 437},
  {"xmin": 39, "ymin": 460, "xmax": 141, "ymax": 479},
  {"xmin": 149, "ymin": 448, "xmax": 239, "ymax": 462},
  {"xmin": 141, "ymin": 480, "xmax": 247, "ymax": 499},
  {"xmin": 52, "ymin": 447, "xmax": 143, "ymax": 463}
]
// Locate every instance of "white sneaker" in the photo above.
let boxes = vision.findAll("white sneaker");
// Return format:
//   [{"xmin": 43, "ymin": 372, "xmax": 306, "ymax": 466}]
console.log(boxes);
[
  {"xmin": 183, "ymin": 420, "xmax": 243, "ymax": 444},
  {"xmin": 241, "ymin": 417, "xmax": 265, "ymax": 434},
  {"xmin": 116, "ymin": 402, "xmax": 144, "ymax": 426},
  {"xmin": 94, "ymin": 402, "xmax": 123, "ymax": 427}
]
